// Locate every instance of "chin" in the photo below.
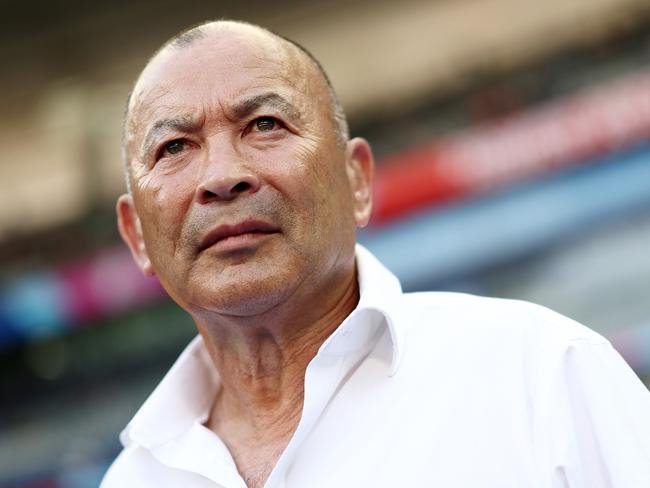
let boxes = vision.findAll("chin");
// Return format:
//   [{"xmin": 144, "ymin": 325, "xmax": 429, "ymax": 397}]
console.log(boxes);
[{"xmin": 186, "ymin": 264, "xmax": 303, "ymax": 317}]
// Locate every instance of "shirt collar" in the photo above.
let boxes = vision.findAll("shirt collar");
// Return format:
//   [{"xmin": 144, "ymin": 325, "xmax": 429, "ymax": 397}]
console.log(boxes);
[
  {"xmin": 121, "ymin": 244, "xmax": 405, "ymax": 449},
  {"xmin": 120, "ymin": 335, "xmax": 219, "ymax": 449},
  {"xmin": 316, "ymin": 244, "xmax": 405, "ymax": 375}
]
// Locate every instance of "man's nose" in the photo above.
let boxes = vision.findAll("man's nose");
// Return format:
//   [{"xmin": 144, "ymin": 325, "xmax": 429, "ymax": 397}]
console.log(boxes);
[{"xmin": 195, "ymin": 151, "xmax": 261, "ymax": 203}]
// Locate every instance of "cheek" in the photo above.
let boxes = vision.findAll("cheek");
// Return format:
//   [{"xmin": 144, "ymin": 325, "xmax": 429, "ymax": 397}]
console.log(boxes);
[
  {"xmin": 138, "ymin": 170, "xmax": 196, "ymax": 245},
  {"xmin": 265, "ymin": 143, "xmax": 325, "ymax": 209},
  {"xmin": 274, "ymin": 141, "xmax": 352, "ymax": 228},
  {"xmin": 300, "ymin": 142, "xmax": 351, "ymax": 207}
]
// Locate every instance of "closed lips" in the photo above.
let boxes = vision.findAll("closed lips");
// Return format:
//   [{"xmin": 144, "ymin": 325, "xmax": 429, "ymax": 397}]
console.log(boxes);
[{"xmin": 199, "ymin": 220, "xmax": 280, "ymax": 251}]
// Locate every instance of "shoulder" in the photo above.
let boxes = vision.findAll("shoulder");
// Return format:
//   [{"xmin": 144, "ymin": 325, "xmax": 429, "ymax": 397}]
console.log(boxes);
[
  {"xmin": 382, "ymin": 294, "xmax": 650, "ymax": 483},
  {"xmin": 396, "ymin": 290, "xmax": 607, "ymax": 345},
  {"xmin": 386, "ymin": 292, "xmax": 643, "ymax": 417},
  {"xmin": 389, "ymin": 291, "xmax": 610, "ymax": 377},
  {"xmin": 100, "ymin": 446, "xmax": 163, "ymax": 488}
]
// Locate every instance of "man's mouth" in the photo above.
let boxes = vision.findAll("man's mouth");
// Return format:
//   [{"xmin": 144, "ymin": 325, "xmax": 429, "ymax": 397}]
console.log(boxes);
[{"xmin": 199, "ymin": 219, "xmax": 280, "ymax": 253}]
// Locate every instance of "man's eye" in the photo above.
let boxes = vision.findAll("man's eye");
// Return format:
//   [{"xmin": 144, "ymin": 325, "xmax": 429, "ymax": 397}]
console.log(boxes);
[
  {"xmin": 253, "ymin": 117, "xmax": 278, "ymax": 132},
  {"xmin": 163, "ymin": 140, "xmax": 185, "ymax": 155}
]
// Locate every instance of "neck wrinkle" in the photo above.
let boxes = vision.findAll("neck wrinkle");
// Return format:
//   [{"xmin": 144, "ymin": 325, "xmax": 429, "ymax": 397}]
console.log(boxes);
[{"xmin": 201, "ymin": 264, "xmax": 359, "ymax": 432}]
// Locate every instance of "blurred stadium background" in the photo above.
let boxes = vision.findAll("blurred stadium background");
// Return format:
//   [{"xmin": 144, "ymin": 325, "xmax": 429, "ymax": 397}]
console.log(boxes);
[{"xmin": 2, "ymin": 0, "xmax": 650, "ymax": 486}]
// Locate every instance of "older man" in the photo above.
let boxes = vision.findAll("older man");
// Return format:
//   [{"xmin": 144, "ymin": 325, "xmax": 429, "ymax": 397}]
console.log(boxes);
[{"xmin": 102, "ymin": 20, "xmax": 650, "ymax": 488}]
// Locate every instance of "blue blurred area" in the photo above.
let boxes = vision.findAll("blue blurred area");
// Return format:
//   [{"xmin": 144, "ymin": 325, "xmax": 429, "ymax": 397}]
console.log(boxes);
[
  {"xmin": 361, "ymin": 144, "xmax": 650, "ymax": 289},
  {"xmin": 0, "ymin": 272, "xmax": 67, "ymax": 345}
]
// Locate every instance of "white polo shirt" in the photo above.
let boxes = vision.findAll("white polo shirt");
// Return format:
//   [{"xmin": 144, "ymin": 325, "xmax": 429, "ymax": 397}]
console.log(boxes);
[{"xmin": 102, "ymin": 246, "xmax": 650, "ymax": 488}]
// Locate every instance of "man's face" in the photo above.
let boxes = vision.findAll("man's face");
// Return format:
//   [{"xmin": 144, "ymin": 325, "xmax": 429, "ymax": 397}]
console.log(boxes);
[{"xmin": 118, "ymin": 26, "xmax": 372, "ymax": 318}]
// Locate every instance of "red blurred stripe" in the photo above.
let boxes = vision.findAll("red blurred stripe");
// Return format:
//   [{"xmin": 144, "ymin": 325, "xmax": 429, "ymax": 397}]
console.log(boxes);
[{"xmin": 371, "ymin": 69, "xmax": 650, "ymax": 225}]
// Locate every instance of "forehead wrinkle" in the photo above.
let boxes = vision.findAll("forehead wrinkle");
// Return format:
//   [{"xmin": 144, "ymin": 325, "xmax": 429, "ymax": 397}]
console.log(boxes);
[
  {"xmin": 126, "ymin": 24, "xmax": 335, "ymax": 164},
  {"xmin": 129, "ymin": 84, "xmax": 174, "ymax": 130},
  {"xmin": 271, "ymin": 40, "xmax": 337, "ymax": 133},
  {"xmin": 230, "ymin": 92, "xmax": 302, "ymax": 124},
  {"xmin": 126, "ymin": 85, "xmax": 176, "ymax": 159}
]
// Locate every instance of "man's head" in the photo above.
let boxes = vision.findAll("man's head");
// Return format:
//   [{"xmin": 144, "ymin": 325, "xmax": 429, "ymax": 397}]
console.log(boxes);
[
  {"xmin": 121, "ymin": 21, "xmax": 350, "ymax": 184},
  {"xmin": 117, "ymin": 20, "xmax": 374, "ymax": 319}
]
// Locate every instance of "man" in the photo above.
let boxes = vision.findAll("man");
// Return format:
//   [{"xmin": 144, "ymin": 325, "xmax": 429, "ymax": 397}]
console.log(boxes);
[{"xmin": 102, "ymin": 20, "xmax": 650, "ymax": 488}]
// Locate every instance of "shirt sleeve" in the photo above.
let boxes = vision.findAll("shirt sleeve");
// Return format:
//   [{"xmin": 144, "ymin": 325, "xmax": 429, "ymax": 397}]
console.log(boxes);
[{"xmin": 549, "ymin": 339, "xmax": 650, "ymax": 488}]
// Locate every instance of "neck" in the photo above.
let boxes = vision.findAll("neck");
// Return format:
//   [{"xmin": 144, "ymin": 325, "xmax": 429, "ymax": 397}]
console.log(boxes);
[{"xmin": 199, "ymin": 265, "xmax": 359, "ymax": 443}]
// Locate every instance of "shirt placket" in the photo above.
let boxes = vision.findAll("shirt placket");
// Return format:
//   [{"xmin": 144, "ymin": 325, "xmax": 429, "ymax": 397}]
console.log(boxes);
[
  {"xmin": 263, "ymin": 350, "xmax": 347, "ymax": 488},
  {"xmin": 147, "ymin": 419, "xmax": 248, "ymax": 488},
  {"xmin": 263, "ymin": 310, "xmax": 384, "ymax": 488}
]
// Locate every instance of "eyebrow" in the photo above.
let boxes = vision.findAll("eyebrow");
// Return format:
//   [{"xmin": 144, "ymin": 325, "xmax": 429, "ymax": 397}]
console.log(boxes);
[
  {"xmin": 140, "ymin": 115, "xmax": 201, "ymax": 158},
  {"xmin": 231, "ymin": 92, "xmax": 302, "ymax": 124},
  {"xmin": 138, "ymin": 92, "xmax": 301, "ymax": 158}
]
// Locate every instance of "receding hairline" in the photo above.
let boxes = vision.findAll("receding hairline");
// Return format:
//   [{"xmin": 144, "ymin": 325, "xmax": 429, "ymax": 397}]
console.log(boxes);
[
  {"xmin": 122, "ymin": 19, "xmax": 349, "ymax": 192},
  {"xmin": 128, "ymin": 20, "xmax": 343, "ymax": 121},
  {"xmin": 159, "ymin": 20, "xmax": 339, "ymax": 96}
]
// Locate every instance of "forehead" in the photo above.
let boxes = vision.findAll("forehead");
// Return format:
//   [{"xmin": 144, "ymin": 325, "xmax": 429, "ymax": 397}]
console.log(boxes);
[{"xmin": 128, "ymin": 26, "xmax": 321, "ymax": 131}]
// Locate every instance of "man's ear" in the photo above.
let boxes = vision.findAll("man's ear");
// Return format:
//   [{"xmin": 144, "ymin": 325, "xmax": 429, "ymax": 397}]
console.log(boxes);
[
  {"xmin": 116, "ymin": 194, "xmax": 155, "ymax": 276},
  {"xmin": 345, "ymin": 137, "xmax": 375, "ymax": 228}
]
